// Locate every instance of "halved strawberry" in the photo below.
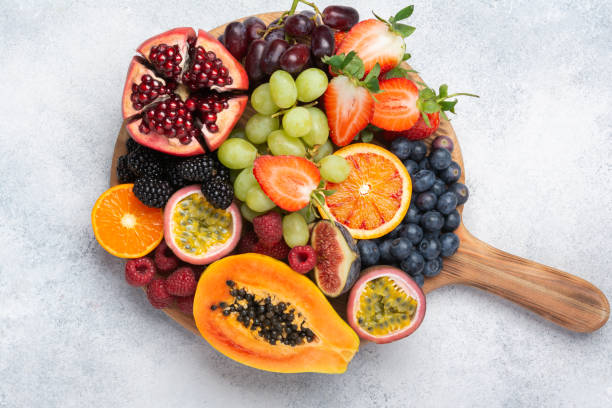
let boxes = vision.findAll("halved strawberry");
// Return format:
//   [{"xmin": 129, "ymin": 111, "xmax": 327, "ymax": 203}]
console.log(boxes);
[
  {"xmin": 253, "ymin": 156, "xmax": 321, "ymax": 212},
  {"xmin": 371, "ymin": 77, "xmax": 420, "ymax": 131},
  {"xmin": 334, "ymin": 31, "xmax": 347, "ymax": 53}
]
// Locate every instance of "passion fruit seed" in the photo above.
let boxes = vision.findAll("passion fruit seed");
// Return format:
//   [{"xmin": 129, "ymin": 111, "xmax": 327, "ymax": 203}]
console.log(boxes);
[
  {"xmin": 172, "ymin": 193, "xmax": 232, "ymax": 255},
  {"xmin": 209, "ymin": 280, "xmax": 315, "ymax": 346},
  {"xmin": 356, "ymin": 277, "xmax": 418, "ymax": 335}
]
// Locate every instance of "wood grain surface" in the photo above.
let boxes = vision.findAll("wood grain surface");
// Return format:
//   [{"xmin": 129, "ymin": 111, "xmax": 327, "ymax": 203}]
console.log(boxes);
[{"xmin": 110, "ymin": 12, "xmax": 609, "ymax": 335}]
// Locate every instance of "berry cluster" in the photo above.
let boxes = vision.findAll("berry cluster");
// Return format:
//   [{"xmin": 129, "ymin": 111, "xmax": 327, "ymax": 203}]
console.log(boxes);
[{"xmin": 237, "ymin": 212, "xmax": 291, "ymax": 260}]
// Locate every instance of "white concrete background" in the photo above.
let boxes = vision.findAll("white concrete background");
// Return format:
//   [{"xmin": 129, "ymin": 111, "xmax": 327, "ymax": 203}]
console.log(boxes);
[{"xmin": 1, "ymin": 0, "xmax": 611, "ymax": 407}]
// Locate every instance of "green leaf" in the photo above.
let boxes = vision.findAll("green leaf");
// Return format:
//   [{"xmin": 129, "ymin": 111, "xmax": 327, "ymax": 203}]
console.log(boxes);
[
  {"xmin": 394, "ymin": 5, "xmax": 414, "ymax": 21},
  {"xmin": 372, "ymin": 11, "xmax": 388, "ymax": 24},
  {"xmin": 422, "ymin": 100, "xmax": 440, "ymax": 113},
  {"xmin": 385, "ymin": 66, "xmax": 407, "ymax": 79},
  {"xmin": 438, "ymin": 84, "xmax": 448, "ymax": 99},
  {"xmin": 420, "ymin": 88, "xmax": 436, "ymax": 100},
  {"xmin": 317, "ymin": 180, "xmax": 326, "ymax": 189},
  {"xmin": 421, "ymin": 112, "xmax": 431, "ymax": 127},
  {"xmin": 439, "ymin": 99, "xmax": 458, "ymax": 113},
  {"xmin": 340, "ymin": 51, "xmax": 357, "ymax": 69},
  {"xmin": 402, "ymin": 53, "xmax": 412, "ymax": 61},
  {"xmin": 393, "ymin": 23, "xmax": 416, "ymax": 38}
]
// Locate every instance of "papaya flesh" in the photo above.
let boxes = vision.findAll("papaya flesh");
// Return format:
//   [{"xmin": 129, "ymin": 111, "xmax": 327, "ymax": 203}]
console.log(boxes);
[{"xmin": 193, "ymin": 253, "xmax": 360, "ymax": 373}]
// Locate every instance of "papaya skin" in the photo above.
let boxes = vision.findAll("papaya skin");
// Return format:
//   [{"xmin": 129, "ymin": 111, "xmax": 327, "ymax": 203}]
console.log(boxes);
[{"xmin": 193, "ymin": 253, "xmax": 360, "ymax": 374}]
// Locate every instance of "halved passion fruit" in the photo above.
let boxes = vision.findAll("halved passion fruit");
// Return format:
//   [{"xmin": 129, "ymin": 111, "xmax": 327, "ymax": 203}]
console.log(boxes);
[
  {"xmin": 164, "ymin": 185, "xmax": 241, "ymax": 264},
  {"xmin": 347, "ymin": 266, "xmax": 426, "ymax": 343}
]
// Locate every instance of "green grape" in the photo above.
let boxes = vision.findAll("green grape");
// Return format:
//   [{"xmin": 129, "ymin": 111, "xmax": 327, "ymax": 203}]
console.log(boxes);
[
  {"xmin": 297, "ymin": 205, "xmax": 316, "ymax": 224},
  {"xmin": 282, "ymin": 107, "xmax": 312, "ymax": 138},
  {"xmin": 296, "ymin": 68, "xmax": 329, "ymax": 103},
  {"xmin": 229, "ymin": 128, "xmax": 247, "ymax": 140},
  {"xmin": 319, "ymin": 155, "xmax": 351, "ymax": 183},
  {"xmin": 311, "ymin": 140, "xmax": 334, "ymax": 162},
  {"xmin": 240, "ymin": 202, "xmax": 264, "ymax": 222},
  {"xmin": 282, "ymin": 212, "xmax": 310, "ymax": 248},
  {"xmin": 246, "ymin": 184, "xmax": 276, "ymax": 213},
  {"xmin": 245, "ymin": 113, "xmax": 279, "ymax": 144},
  {"xmin": 251, "ymin": 83, "xmax": 280, "ymax": 115},
  {"xmin": 268, "ymin": 130, "xmax": 306, "ymax": 157},
  {"xmin": 269, "ymin": 70, "xmax": 297, "ymax": 108},
  {"xmin": 233, "ymin": 166, "xmax": 258, "ymax": 201},
  {"xmin": 217, "ymin": 138, "xmax": 257, "ymax": 169},
  {"xmin": 301, "ymin": 107, "xmax": 329, "ymax": 146}
]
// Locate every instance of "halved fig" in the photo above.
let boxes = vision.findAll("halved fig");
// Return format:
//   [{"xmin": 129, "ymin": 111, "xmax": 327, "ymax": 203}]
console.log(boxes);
[
  {"xmin": 347, "ymin": 266, "xmax": 426, "ymax": 344},
  {"xmin": 311, "ymin": 220, "xmax": 360, "ymax": 297},
  {"xmin": 122, "ymin": 27, "xmax": 249, "ymax": 156}
]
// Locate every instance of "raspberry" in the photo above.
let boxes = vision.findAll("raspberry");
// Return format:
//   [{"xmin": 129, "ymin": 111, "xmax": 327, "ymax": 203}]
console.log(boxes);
[
  {"xmin": 165, "ymin": 267, "xmax": 197, "ymax": 296},
  {"xmin": 253, "ymin": 240, "xmax": 290, "ymax": 260},
  {"xmin": 176, "ymin": 295, "xmax": 195, "ymax": 315},
  {"xmin": 252, "ymin": 211, "xmax": 283, "ymax": 247},
  {"xmin": 237, "ymin": 228, "xmax": 258, "ymax": 253},
  {"xmin": 288, "ymin": 245, "xmax": 317, "ymax": 274},
  {"xmin": 125, "ymin": 257, "xmax": 156, "ymax": 286},
  {"xmin": 153, "ymin": 241, "xmax": 180, "ymax": 274},
  {"xmin": 146, "ymin": 278, "xmax": 173, "ymax": 309}
]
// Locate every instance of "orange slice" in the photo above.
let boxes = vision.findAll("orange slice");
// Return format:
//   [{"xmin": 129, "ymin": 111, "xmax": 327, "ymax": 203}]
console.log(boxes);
[
  {"xmin": 92, "ymin": 184, "xmax": 164, "ymax": 258},
  {"xmin": 318, "ymin": 143, "xmax": 411, "ymax": 239}
]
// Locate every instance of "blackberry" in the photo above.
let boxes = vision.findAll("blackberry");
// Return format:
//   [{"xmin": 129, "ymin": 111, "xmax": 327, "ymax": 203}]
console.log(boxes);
[
  {"xmin": 127, "ymin": 146, "xmax": 163, "ymax": 178},
  {"xmin": 211, "ymin": 154, "xmax": 231, "ymax": 181},
  {"xmin": 117, "ymin": 155, "xmax": 136, "ymax": 183},
  {"xmin": 163, "ymin": 158, "xmax": 189, "ymax": 190},
  {"xmin": 133, "ymin": 177, "xmax": 173, "ymax": 208},
  {"xmin": 202, "ymin": 175, "xmax": 234, "ymax": 209},
  {"xmin": 126, "ymin": 137, "xmax": 140, "ymax": 153},
  {"xmin": 177, "ymin": 155, "xmax": 216, "ymax": 182}
]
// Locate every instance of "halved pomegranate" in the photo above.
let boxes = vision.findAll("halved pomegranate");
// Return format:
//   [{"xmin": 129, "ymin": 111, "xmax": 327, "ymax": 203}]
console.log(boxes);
[
  {"xmin": 122, "ymin": 27, "xmax": 249, "ymax": 156},
  {"xmin": 347, "ymin": 266, "xmax": 426, "ymax": 344}
]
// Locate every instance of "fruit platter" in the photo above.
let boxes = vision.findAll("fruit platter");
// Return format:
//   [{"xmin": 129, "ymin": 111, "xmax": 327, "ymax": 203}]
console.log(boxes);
[{"xmin": 92, "ymin": 1, "xmax": 609, "ymax": 374}]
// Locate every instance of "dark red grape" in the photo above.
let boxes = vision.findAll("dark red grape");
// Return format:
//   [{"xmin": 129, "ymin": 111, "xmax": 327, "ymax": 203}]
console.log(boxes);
[
  {"xmin": 260, "ymin": 39, "xmax": 289, "ymax": 75},
  {"xmin": 244, "ymin": 39, "xmax": 267, "ymax": 82},
  {"xmin": 284, "ymin": 14, "xmax": 315, "ymax": 38},
  {"xmin": 265, "ymin": 28, "xmax": 286, "ymax": 42},
  {"xmin": 311, "ymin": 24, "xmax": 335, "ymax": 60},
  {"xmin": 224, "ymin": 22, "xmax": 248, "ymax": 60},
  {"xmin": 279, "ymin": 44, "xmax": 311, "ymax": 74},
  {"xmin": 322, "ymin": 6, "xmax": 359, "ymax": 31},
  {"xmin": 217, "ymin": 34, "xmax": 225, "ymax": 45},
  {"xmin": 299, "ymin": 10, "xmax": 316, "ymax": 19},
  {"xmin": 243, "ymin": 17, "xmax": 266, "ymax": 43}
]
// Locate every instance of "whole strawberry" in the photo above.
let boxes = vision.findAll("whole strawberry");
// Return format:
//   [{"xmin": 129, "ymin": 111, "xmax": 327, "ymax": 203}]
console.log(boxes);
[
  {"xmin": 252, "ymin": 211, "xmax": 283, "ymax": 247},
  {"xmin": 165, "ymin": 266, "xmax": 197, "ymax": 296},
  {"xmin": 146, "ymin": 278, "xmax": 173, "ymax": 309}
]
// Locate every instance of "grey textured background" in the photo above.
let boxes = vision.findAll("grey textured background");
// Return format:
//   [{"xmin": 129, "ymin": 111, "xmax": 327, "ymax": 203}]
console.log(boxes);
[{"xmin": 1, "ymin": 0, "xmax": 611, "ymax": 407}]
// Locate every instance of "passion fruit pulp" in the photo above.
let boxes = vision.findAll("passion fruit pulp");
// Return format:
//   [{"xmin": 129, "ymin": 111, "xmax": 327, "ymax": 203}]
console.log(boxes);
[
  {"xmin": 347, "ymin": 266, "xmax": 426, "ymax": 343},
  {"xmin": 164, "ymin": 185, "xmax": 241, "ymax": 264}
]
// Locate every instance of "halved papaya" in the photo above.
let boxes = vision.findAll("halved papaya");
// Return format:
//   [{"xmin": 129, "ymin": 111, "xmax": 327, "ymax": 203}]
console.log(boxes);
[{"xmin": 193, "ymin": 253, "xmax": 360, "ymax": 373}]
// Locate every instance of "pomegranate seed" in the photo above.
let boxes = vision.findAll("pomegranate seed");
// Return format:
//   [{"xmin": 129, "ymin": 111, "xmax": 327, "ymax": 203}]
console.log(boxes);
[
  {"xmin": 148, "ymin": 44, "xmax": 183, "ymax": 80},
  {"xmin": 207, "ymin": 123, "xmax": 219, "ymax": 133},
  {"xmin": 179, "ymin": 136, "xmax": 192, "ymax": 145}
]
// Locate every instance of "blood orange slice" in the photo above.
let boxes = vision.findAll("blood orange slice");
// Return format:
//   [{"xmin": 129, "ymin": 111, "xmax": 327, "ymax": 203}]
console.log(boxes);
[{"xmin": 318, "ymin": 143, "xmax": 411, "ymax": 239}]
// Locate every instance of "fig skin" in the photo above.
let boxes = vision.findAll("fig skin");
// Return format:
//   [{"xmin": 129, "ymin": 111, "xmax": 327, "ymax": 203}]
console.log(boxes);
[{"xmin": 312, "ymin": 220, "xmax": 361, "ymax": 297}]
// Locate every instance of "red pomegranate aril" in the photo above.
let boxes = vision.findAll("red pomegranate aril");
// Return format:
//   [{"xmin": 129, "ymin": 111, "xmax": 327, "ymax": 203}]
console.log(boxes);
[
  {"xmin": 185, "ymin": 99, "xmax": 197, "ymax": 111},
  {"xmin": 204, "ymin": 112, "xmax": 217, "ymax": 124},
  {"xmin": 207, "ymin": 124, "xmax": 219, "ymax": 133},
  {"xmin": 149, "ymin": 44, "xmax": 183, "ymax": 80}
]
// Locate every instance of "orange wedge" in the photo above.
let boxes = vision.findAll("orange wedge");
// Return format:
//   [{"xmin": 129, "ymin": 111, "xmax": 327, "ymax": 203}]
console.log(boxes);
[
  {"xmin": 318, "ymin": 143, "xmax": 411, "ymax": 239},
  {"xmin": 92, "ymin": 184, "xmax": 164, "ymax": 258}
]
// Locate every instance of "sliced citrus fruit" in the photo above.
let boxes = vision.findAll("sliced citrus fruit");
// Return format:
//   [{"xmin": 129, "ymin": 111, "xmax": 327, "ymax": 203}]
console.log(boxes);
[
  {"xmin": 318, "ymin": 143, "xmax": 411, "ymax": 239},
  {"xmin": 92, "ymin": 184, "xmax": 164, "ymax": 258}
]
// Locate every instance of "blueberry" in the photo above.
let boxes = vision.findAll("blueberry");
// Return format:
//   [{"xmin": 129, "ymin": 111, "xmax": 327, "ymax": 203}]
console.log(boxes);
[
  {"xmin": 412, "ymin": 273, "xmax": 425, "ymax": 287},
  {"xmin": 448, "ymin": 183, "xmax": 469, "ymax": 205},
  {"xmin": 419, "ymin": 158, "xmax": 432, "ymax": 171},
  {"xmin": 423, "ymin": 257, "xmax": 443, "ymax": 277},
  {"xmin": 409, "ymin": 141, "xmax": 427, "ymax": 161},
  {"xmin": 387, "ymin": 223, "xmax": 405, "ymax": 239},
  {"xmin": 390, "ymin": 138, "xmax": 413, "ymax": 160},
  {"xmin": 418, "ymin": 237, "xmax": 441, "ymax": 260},
  {"xmin": 439, "ymin": 162, "xmax": 462, "ymax": 184},
  {"xmin": 416, "ymin": 191, "xmax": 437, "ymax": 211},
  {"xmin": 429, "ymin": 148, "xmax": 452, "ymax": 171},
  {"xmin": 400, "ymin": 251, "xmax": 425, "ymax": 275},
  {"xmin": 440, "ymin": 232, "xmax": 460, "ymax": 257},
  {"xmin": 399, "ymin": 223, "xmax": 423, "ymax": 244},
  {"xmin": 432, "ymin": 135, "xmax": 454, "ymax": 152},
  {"xmin": 379, "ymin": 239, "xmax": 395, "ymax": 263},
  {"xmin": 390, "ymin": 237, "xmax": 412, "ymax": 261},
  {"xmin": 421, "ymin": 211, "xmax": 444, "ymax": 231},
  {"xmin": 423, "ymin": 230, "xmax": 441, "ymax": 240},
  {"xmin": 444, "ymin": 209, "xmax": 461, "ymax": 231},
  {"xmin": 404, "ymin": 204, "xmax": 421, "ymax": 224},
  {"xmin": 412, "ymin": 170, "xmax": 436, "ymax": 192},
  {"xmin": 436, "ymin": 191, "xmax": 458, "ymax": 215},
  {"xmin": 403, "ymin": 159, "xmax": 419, "ymax": 176},
  {"xmin": 430, "ymin": 179, "xmax": 447, "ymax": 196},
  {"xmin": 358, "ymin": 240, "xmax": 380, "ymax": 267}
]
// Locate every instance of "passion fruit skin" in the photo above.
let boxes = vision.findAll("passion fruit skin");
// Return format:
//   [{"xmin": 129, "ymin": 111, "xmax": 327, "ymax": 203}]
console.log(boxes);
[
  {"xmin": 164, "ymin": 185, "xmax": 242, "ymax": 265},
  {"xmin": 347, "ymin": 266, "xmax": 426, "ymax": 344}
]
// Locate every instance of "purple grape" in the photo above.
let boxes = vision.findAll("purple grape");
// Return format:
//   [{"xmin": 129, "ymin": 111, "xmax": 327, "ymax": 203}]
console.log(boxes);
[
  {"xmin": 284, "ymin": 14, "xmax": 315, "ymax": 38},
  {"xmin": 260, "ymin": 39, "xmax": 289, "ymax": 75},
  {"xmin": 243, "ymin": 17, "xmax": 266, "ymax": 44},
  {"xmin": 265, "ymin": 28, "xmax": 286, "ymax": 42},
  {"xmin": 311, "ymin": 24, "xmax": 335, "ymax": 60},
  {"xmin": 300, "ymin": 10, "xmax": 316, "ymax": 19},
  {"xmin": 224, "ymin": 21, "xmax": 248, "ymax": 60},
  {"xmin": 244, "ymin": 39, "xmax": 267, "ymax": 82},
  {"xmin": 279, "ymin": 44, "xmax": 311, "ymax": 74},
  {"xmin": 322, "ymin": 5, "xmax": 359, "ymax": 31},
  {"xmin": 217, "ymin": 34, "xmax": 225, "ymax": 45}
]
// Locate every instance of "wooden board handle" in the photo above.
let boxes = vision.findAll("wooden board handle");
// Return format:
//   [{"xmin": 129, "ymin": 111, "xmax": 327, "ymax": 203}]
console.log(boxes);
[{"xmin": 424, "ymin": 225, "xmax": 609, "ymax": 332}]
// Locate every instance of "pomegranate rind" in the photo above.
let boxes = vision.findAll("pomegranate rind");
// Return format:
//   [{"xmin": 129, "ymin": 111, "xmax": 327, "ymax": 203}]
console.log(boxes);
[
  {"xmin": 195, "ymin": 29, "xmax": 249, "ymax": 92},
  {"xmin": 347, "ymin": 266, "xmax": 426, "ymax": 343},
  {"xmin": 121, "ymin": 56, "xmax": 168, "ymax": 120},
  {"xmin": 202, "ymin": 95, "xmax": 248, "ymax": 151},
  {"xmin": 163, "ymin": 185, "xmax": 242, "ymax": 265},
  {"xmin": 126, "ymin": 119, "xmax": 205, "ymax": 157},
  {"xmin": 137, "ymin": 27, "xmax": 196, "ymax": 74}
]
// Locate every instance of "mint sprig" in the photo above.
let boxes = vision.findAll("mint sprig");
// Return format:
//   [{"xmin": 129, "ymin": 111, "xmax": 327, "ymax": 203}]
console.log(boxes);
[{"xmin": 372, "ymin": 5, "xmax": 416, "ymax": 38}]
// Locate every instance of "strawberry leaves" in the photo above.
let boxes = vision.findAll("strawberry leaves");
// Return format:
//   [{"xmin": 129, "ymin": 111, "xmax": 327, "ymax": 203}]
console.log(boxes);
[
  {"xmin": 373, "ymin": 5, "xmax": 416, "ymax": 39},
  {"xmin": 323, "ymin": 52, "xmax": 381, "ymax": 93},
  {"xmin": 416, "ymin": 84, "xmax": 479, "ymax": 126}
]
